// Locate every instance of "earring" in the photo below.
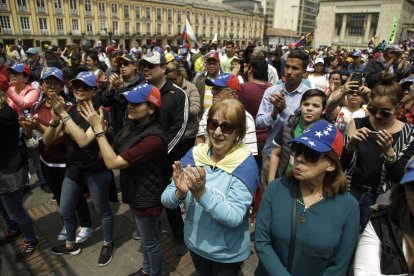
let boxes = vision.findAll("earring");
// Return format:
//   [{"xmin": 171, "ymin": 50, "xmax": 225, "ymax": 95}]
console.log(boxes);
[{"xmin": 327, "ymin": 168, "xmax": 334, "ymax": 172}]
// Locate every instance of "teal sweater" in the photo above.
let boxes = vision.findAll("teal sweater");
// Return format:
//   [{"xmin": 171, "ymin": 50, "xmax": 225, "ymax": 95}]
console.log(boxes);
[{"xmin": 255, "ymin": 177, "xmax": 359, "ymax": 276}]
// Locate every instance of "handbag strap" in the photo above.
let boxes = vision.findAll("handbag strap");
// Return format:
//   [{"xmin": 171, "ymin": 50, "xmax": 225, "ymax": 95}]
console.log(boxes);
[{"xmin": 287, "ymin": 182, "xmax": 298, "ymax": 273}]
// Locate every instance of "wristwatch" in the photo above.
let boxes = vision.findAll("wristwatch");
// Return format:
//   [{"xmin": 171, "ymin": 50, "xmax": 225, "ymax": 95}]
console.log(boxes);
[
  {"xmin": 49, "ymin": 119, "xmax": 60, "ymax": 128},
  {"xmin": 382, "ymin": 152, "xmax": 397, "ymax": 164}
]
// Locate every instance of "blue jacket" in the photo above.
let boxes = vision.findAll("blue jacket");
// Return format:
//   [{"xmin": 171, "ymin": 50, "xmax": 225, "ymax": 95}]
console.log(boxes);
[{"xmin": 161, "ymin": 146, "xmax": 258, "ymax": 263}]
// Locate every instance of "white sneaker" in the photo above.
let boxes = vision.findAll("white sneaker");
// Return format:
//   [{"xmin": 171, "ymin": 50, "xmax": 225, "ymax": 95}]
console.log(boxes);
[
  {"xmin": 75, "ymin": 227, "xmax": 94, "ymax": 243},
  {"xmin": 57, "ymin": 227, "xmax": 67, "ymax": 241}
]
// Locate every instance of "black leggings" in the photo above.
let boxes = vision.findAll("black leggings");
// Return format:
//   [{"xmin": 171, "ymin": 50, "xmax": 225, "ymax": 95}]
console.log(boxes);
[
  {"xmin": 190, "ymin": 250, "xmax": 243, "ymax": 276},
  {"xmin": 40, "ymin": 163, "xmax": 92, "ymax": 227}
]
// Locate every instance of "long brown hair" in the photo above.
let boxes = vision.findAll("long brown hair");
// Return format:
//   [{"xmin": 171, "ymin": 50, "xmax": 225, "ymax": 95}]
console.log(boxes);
[{"xmin": 390, "ymin": 184, "xmax": 414, "ymax": 272}]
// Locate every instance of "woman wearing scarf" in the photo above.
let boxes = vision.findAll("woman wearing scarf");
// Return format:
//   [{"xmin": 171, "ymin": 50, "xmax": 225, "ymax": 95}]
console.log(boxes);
[
  {"xmin": 80, "ymin": 84, "xmax": 167, "ymax": 276},
  {"xmin": 162, "ymin": 99, "xmax": 259, "ymax": 276}
]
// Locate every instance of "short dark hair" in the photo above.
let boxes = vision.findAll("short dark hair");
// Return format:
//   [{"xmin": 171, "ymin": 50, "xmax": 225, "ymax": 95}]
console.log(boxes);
[
  {"xmin": 329, "ymin": 70, "xmax": 342, "ymax": 80},
  {"xmin": 287, "ymin": 50, "xmax": 309, "ymax": 70},
  {"xmin": 300, "ymin": 89, "xmax": 328, "ymax": 110},
  {"xmin": 226, "ymin": 41, "xmax": 234, "ymax": 47},
  {"xmin": 249, "ymin": 57, "xmax": 268, "ymax": 81}
]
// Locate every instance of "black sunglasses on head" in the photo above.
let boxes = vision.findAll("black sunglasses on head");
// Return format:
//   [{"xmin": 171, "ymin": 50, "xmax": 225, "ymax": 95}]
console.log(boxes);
[
  {"xmin": 207, "ymin": 119, "xmax": 236, "ymax": 134},
  {"xmin": 367, "ymin": 104, "xmax": 395, "ymax": 118},
  {"xmin": 291, "ymin": 143, "xmax": 326, "ymax": 163}
]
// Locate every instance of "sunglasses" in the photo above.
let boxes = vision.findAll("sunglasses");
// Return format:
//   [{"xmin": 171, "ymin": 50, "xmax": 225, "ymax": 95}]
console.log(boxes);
[
  {"xmin": 207, "ymin": 119, "xmax": 236, "ymax": 134},
  {"xmin": 348, "ymin": 90, "xmax": 361, "ymax": 96},
  {"xmin": 291, "ymin": 143, "xmax": 326, "ymax": 163},
  {"xmin": 367, "ymin": 104, "xmax": 395, "ymax": 118}
]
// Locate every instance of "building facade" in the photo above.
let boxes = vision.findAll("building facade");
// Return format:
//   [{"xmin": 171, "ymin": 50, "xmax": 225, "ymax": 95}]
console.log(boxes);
[
  {"xmin": 0, "ymin": 0, "xmax": 264, "ymax": 50},
  {"xmin": 263, "ymin": 0, "xmax": 319, "ymax": 46},
  {"xmin": 314, "ymin": 0, "xmax": 414, "ymax": 49}
]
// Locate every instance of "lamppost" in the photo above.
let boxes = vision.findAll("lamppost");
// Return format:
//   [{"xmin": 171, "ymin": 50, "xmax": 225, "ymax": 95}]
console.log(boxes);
[{"xmin": 290, "ymin": 5, "xmax": 298, "ymax": 43}]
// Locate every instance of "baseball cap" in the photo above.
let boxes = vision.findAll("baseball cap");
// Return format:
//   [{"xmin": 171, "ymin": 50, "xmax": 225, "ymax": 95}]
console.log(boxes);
[
  {"xmin": 204, "ymin": 51, "xmax": 220, "ymax": 62},
  {"xmin": 95, "ymin": 41, "xmax": 102, "ymax": 48},
  {"xmin": 139, "ymin": 51, "xmax": 166, "ymax": 65},
  {"xmin": 7, "ymin": 63, "xmax": 31, "ymax": 76},
  {"xmin": 399, "ymin": 76, "xmax": 414, "ymax": 85},
  {"xmin": 41, "ymin": 67, "xmax": 64, "ymax": 82},
  {"xmin": 205, "ymin": 73, "xmax": 241, "ymax": 92},
  {"xmin": 385, "ymin": 45, "xmax": 404, "ymax": 53},
  {"xmin": 46, "ymin": 45, "xmax": 57, "ymax": 53},
  {"xmin": 289, "ymin": 121, "xmax": 344, "ymax": 157},
  {"xmin": 71, "ymin": 71, "xmax": 97, "ymax": 88},
  {"xmin": 400, "ymin": 156, "xmax": 414, "ymax": 184},
  {"xmin": 0, "ymin": 74, "xmax": 9, "ymax": 92},
  {"xmin": 26, "ymin": 48, "xmax": 39, "ymax": 55},
  {"xmin": 114, "ymin": 54, "xmax": 136, "ymax": 64},
  {"xmin": 165, "ymin": 52, "xmax": 175, "ymax": 64},
  {"xmin": 351, "ymin": 50, "xmax": 362, "ymax": 57},
  {"xmin": 314, "ymin": 57, "xmax": 324, "ymax": 65},
  {"xmin": 122, "ymin": 83, "xmax": 161, "ymax": 109},
  {"xmin": 111, "ymin": 40, "xmax": 117, "ymax": 44}
]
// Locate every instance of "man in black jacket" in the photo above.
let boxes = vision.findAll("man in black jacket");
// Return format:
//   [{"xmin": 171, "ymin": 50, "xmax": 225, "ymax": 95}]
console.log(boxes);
[
  {"xmin": 101, "ymin": 54, "xmax": 143, "ymax": 135},
  {"xmin": 140, "ymin": 51, "xmax": 189, "ymax": 256}
]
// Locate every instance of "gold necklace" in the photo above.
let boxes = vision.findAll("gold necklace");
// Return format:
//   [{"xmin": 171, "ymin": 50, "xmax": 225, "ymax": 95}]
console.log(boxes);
[{"xmin": 296, "ymin": 195, "xmax": 324, "ymax": 224}]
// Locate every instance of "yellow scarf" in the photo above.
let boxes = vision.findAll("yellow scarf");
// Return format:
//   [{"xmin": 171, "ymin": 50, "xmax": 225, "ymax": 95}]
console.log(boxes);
[{"xmin": 192, "ymin": 143, "xmax": 251, "ymax": 174}]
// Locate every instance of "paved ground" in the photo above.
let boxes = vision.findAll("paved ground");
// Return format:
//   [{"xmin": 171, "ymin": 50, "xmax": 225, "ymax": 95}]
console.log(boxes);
[{"xmin": 0, "ymin": 171, "xmax": 259, "ymax": 276}]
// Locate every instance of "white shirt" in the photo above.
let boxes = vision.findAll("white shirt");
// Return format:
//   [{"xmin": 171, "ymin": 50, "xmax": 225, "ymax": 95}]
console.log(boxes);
[
  {"xmin": 354, "ymin": 221, "xmax": 408, "ymax": 276},
  {"xmin": 197, "ymin": 108, "xmax": 258, "ymax": 155},
  {"xmin": 308, "ymin": 74, "xmax": 329, "ymax": 90},
  {"xmin": 267, "ymin": 64, "xmax": 279, "ymax": 86}
]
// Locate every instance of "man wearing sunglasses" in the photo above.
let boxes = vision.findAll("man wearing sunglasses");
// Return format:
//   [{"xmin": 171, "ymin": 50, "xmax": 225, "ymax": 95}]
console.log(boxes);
[
  {"xmin": 256, "ymin": 50, "xmax": 310, "ymax": 188},
  {"xmin": 196, "ymin": 73, "xmax": 258, "ymax": 156},
  {"xmin": 139, "ymin": 51, "xmax": 190, "ymax": 257},
  {"xmin": 100, "ymin": 54, "xmax": 143, "ymax": 135}
]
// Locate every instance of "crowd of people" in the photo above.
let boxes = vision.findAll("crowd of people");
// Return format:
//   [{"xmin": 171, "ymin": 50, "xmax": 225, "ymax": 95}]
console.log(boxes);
[{"xmin": 1, "ymin": 37, "xmax": 414, "ymax": 275}]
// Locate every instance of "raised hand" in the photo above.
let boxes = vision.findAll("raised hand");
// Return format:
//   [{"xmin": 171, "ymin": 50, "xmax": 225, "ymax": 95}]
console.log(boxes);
[
  {"xmin": 185, "ymin": 165, "xmax": 206, "ymax": 200},
  {"xmin": 79, "ymin": 100, "xmax": 104, "ymax": 132},
  {"xmin": 172, "ymin": 161, "xmax": 189, "ymax": 198}
]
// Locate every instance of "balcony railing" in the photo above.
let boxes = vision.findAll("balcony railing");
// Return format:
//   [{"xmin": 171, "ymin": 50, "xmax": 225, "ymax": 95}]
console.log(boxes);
[
  {"xmin": 55, "ymin": 8, "xmax": 63, "ymax": 14},
  {"xmin": 70, "ymin": 9, "xmax": 78, "ymax": 15},
  {"xmin": 2, "ymin": 28, "xmax": 12, "ymax": 34},
  {"xmin": 85, "ymin": 10, "xmax": 92, "ymax": 16},
  {"xmin": 0, "ymin": 3, "xmax": 7, "ymax": 10},
  {"xmin": 38, "ymin": 6, "xmax": 46, "ymax": 13},
  {"xmin": 40, "ymin": 29, "xmax": 49, "ymax": 35},
  {"xmin": 113, "ymin": 31, "xmax": 120, "ymax": 35},
  {"xmin": 22, "ymin": 29, "xmax": 31, "ymax": 34},
  {"xmin": 99, "ymin": 11, "xmax": 105, "ymax": 17},
  {"xmin": 112, "ymin": 12, "xmax": 118, "ymax": 17},
  {"xmin": 100, "ymin": 30, "xmax": 107, "ymax": 35},
  {"xmin": 18, "ymin": 5, "xmax": 28, "ymax": 12},
  {"xmin": 125, "ymin": 31, "xmax": 130, "ymax": 35},
  {"xmin": 57, "ymin": 29, "xmax": 65, "ymax": 35}
]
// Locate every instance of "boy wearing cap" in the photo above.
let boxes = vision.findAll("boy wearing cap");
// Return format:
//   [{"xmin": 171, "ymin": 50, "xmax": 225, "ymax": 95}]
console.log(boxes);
[
  {"xmin": 26, "ymin": 48, "xmax": 43, "ymax": 82},
  {"xmin": 196, "ymin": 73, "xmax": 258, "ymax": 156},
  {"xmin": 101, "ymin": 53, "xmax": 143, "ymax": 134},
  {"xmin": 140, "ymin": 51, "xmax": 189, "ymax": 256}
]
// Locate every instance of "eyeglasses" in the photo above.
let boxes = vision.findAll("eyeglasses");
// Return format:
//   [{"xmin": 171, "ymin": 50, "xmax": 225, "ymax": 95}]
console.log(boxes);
[
  {"xmin": 367, "ymin": 104, "xmax": 395, "ymax": 118},
  {"xmin": 291, "ymin": 143, "xmax": 326, "ymax": 163},
  {"xmin": 207, "ymin": 119, "xmax": 236, "ymax": 134},
  {"xmin": 348, "ymin": 90, "xmax": 361, "ymax": 96},
  {"xmin": 44, "ymin": 80, "xmax": 63, "ymax": 88}
]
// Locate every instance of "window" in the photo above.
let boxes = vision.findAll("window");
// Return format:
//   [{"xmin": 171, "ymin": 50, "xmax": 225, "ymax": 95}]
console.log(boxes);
[
  {"xmin": 177, "ymin": 11, "xmax": 181, "ymax": 22},
  {"xmin": 157, "ymin": 23, "xmax": 161, "ymax": 35},
  {"xmin": 36, "ymin": 0, "xmax": 45, "ymax": 12},
  {"xmin": 195, "ymin": 26, "xmax": 199, "ymax": 36},
  {"xmin": 84, "ymin": 0, "xmax": 91, "ymax": 14},
  {"xmin": 56, "ymin": 18, "xmax": 64, "ymax": 32},
  {"xmin": 112, "ymin": 4, "xmax": 118, "ymax": 16},
  {"xmin": 146, "ymin": 22, "xmax": 151, "ymax": 35},
  {"xmin": 136, "ymin": 22, "xmax": 141, "ymax": 35},
  {"xmin": 168, "ymin": 24, "xmax": 172, "ymax": 35},
  {"xmin": 124, "ymin": 5, "xmax": 129, "ymax": 19},
  {"xmin": 112, "ymin": 21, "xmax": 118, "ymax": 33},
  {"xmin": 135, "ymin": 6, "xmax": 141, "ymax": 20},
  {"xmin": 17, "ymin": 0, "xmax": 28, "ymax": 12},
  {"xmin": 98, "ymin": 2, "xmax": 105, "ymax": 16},
  {"xmin": 20, "ymin": 17, "xmax": 30, "ymax": 29},
  {"xmin": 203, "ymin": 26, "xmax": 206, "ymax": 37},
  {"xmin": 218, "ymin": 16, "xmax": 221, "ymax": 24},
  {"xmin": 86, "ymin": 20, "xmax": 93, "ymax": 32},
  {"xmin": 210, "ymin": 26, "xmax": 213, "ymax": 36},
  {"xmin": 177, "ymin": 24, "xmax": 181, "ymax": 35},
  {"xmin": 146, "ymin": 7, "xmax": 151, "ymax": 19},
  {"xmin": 0, "ymin": 0, "xmax": 7, "ymax": 10},
  {"xmin": 70, "ymin": 0, "xmax": 77, "ymax": 10},
  {"xmin": 0, "ymin": 15, "xmax": 11, "ymax": 29},
  {"xmin": 157, "ymin": 8, "xmax": 162, "ymax": 20},
  {"xmin": 203, "ymin": 14, "xmax": 206, "ymax": 24},
  {"xmin": 99, "ymin": 20, "xmax": 106, "ymax": 32},
  {"xmin": 54, "ymin": 0, "xmax": 62, "ymax": 9},
  {"xmin": 72, "ymin": 19, "xmax": 79, "ymax": 31},
  {"xmin": 124, "ymin": 21, "xmax": 130, "ymax": 34},
  {"xmin": 210, "ymin": 15, "xmax": 213, "ymax": 24},
  {"xmin": 186, "ymin": 11, "xmax": 191, "ymax": 22},
  {"xmin": 39, "ymin": 18, "xmax": 47, "ymax": 30},
  {"xmin": 167, "ymin": 9, "xmax": 172, "ymax": 22},
  {"xmin": 195, "ymin": 13, "xmax": 199, "ymax": 24}
]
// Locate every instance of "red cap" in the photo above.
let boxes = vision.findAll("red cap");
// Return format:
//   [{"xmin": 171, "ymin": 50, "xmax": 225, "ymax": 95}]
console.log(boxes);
[{"xmin": 204, "ymin": 51, "xmax": 220, "ymax": 62}]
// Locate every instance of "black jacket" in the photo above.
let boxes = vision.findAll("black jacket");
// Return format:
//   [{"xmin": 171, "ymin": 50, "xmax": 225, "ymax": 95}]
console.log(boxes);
[
  {"xmin": 100, "ymin": 73, "xmax": 143, "ymax": 134},
  {"xmin": 371, "ymin": 206, "xmax": 410, "ymax": 275},
  {"xmin": 118, "ymin": 122, "xmax": 167, "ymax": 209}
]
